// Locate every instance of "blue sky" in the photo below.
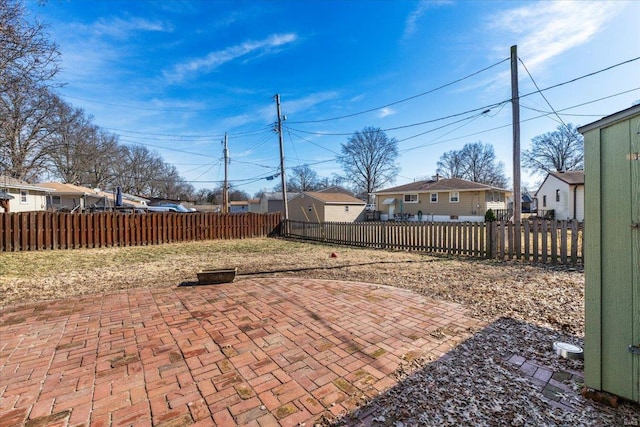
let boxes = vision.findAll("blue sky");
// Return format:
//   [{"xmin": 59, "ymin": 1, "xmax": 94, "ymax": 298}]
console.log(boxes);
[{"xmin": 26, "ymin": 0, "xmax": 640, "ymax": 196}]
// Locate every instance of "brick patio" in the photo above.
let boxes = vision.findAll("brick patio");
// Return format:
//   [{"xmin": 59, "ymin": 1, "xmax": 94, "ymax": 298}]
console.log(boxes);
[{"xmin": 0, "ymin": 278, "xmax": 484, "ymax": 426}]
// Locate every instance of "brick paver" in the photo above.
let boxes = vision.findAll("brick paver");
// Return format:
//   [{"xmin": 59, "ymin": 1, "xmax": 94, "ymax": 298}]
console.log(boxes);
[{"xmin": 0, "ymin": 278, "xmax": 484, "ymax": 426}]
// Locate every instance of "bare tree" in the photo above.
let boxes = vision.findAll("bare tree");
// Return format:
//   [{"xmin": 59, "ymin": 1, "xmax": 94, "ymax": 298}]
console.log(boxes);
[
  {"xmin": 77, "ymin": 129, "xmax": 120, "ymax": 189},
  {"xmin": 0, "ymin": 0, "xmax": 60, "ymax": 92},
  {"xmin": 153, "ymin": 163, "xmax": 195, "ymax": 200},
  {"xmin": 1, "ymin": 0, "xmax": 61, "ymax": 179},
  {"xmin": 338, "ymin": 126, "xmax": 399, "ymax": 196},
  {"xmin": 288, "ymin": 164, "xmax": 319, "ymax": 192},
  {"xmin": 47, "ymin": 99, "xmax": 99, "ymax": 185},
  {"xmin": 523, "ymin": 124, "xmax": 583, "ymax": 175},
  {"xmin": 436, "ymin": 142, "xmax": 508, "ymax": 188},
  {"xmin": 436, "ymin": 150, "xmax": 465, "ymax": 179},
  {"xmin": 0, "ymin": 84, "xmax": 59, "ymax": 180}
]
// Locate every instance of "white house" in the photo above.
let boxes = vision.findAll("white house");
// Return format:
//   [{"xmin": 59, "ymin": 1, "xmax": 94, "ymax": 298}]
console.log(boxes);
[
  {"xmin": 534, "ymin": 171, "xmax": 584, "ymax": 220},
  {"xmin": 0, "ymin": 175, "xmax": 51, "ymax": 213}
]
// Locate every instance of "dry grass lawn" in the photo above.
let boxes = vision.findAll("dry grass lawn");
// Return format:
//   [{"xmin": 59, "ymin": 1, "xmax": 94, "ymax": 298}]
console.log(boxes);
[{"xmin": 0, "ymin": 237, "xmax": 584, "ymax": 335}]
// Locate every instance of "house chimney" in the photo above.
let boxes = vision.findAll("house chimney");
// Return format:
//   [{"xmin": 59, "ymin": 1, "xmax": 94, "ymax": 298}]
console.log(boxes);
[{"xmin": 432, "ymin": 174, "xmax": 440, "ymax": 181}]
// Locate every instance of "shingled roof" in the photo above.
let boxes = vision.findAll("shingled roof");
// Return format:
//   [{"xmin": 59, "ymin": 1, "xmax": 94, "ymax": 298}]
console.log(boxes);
[{"xmin": 295, "ymin": 192, "xmax": 366, "ymax": 204}]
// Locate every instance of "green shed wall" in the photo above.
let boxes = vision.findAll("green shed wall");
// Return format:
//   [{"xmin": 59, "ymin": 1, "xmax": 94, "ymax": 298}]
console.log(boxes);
[{"xmin": 582, "ymin": 106, "xmax": 639, "ymax": 402}]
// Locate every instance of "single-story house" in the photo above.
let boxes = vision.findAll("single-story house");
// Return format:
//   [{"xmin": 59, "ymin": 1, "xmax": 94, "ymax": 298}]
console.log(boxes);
[
  {"xmin": 534, "ymin": 171, "xmax": 584, "ymax": 220},
  {"xmin": 373, "ymin": 177, "xmax": 511, "ymax": 222},
  {"xmin": 258, "ymin": 192, "xmax": 300, "ymax": 215},
  {"xmin": 38, "ymin": 182, "xmax": 104, "ymax": 212},
  {"xmin": 229, "ymin": 200, "xmax": 249, "ymax": 213},
  {"xmin": 0, "ymin": 175, "xmax": 52, "ymax": 213},
  {"xmin": 288, "ymin": 192, "xmax": 366, "ymax": 222},
  {"xmin": 39, "ymin": 182, "xmax": 150, "ymax": 212}
]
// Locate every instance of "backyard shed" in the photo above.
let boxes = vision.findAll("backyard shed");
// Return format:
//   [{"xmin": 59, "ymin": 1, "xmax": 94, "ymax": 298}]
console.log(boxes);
[{"xmin": 579, "ymin": 104, "xmax": 639, "ymax": 403}]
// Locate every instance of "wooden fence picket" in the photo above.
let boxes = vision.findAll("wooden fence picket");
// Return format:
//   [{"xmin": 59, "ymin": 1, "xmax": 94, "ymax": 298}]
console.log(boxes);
[
  {"xmin": 0, "ymin": 212, "xmax": 281, "ymax": 252},
  {"xmin": 281, "ymin": 219, "xmax": 583, "ymax": 268}
]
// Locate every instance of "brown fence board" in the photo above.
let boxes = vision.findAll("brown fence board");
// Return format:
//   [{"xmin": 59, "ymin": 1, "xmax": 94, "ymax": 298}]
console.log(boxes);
[
  {"xmin": 0, "ymin": 212, "xmax": 280, "ymax": 252},
  {"xmin": 282, "ymin": 219, "xmax": 583, "ymax": 268}
]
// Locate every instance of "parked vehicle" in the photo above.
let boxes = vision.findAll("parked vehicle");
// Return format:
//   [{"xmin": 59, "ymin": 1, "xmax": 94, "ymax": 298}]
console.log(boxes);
[{"xmin": 146, "ymin": 204, "xmax": 191, "ymax": 213}]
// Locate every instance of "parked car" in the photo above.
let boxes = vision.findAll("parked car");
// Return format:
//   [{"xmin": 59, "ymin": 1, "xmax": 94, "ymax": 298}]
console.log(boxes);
[{"xmin": 147, "ymin": 204, "xmax": 191, "ymax": 213}]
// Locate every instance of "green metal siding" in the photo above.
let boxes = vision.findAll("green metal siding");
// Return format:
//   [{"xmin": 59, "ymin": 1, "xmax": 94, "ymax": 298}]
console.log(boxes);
[{"xmin": 583, "ymin": 108, "xmax": 640, "ymax": 402}]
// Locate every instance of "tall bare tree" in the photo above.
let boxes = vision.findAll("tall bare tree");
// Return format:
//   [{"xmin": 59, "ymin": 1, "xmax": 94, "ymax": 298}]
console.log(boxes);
[
  {"xmin": 436, "ymin": 149, "xmax": 465, "ymax": 179},
  {"xmin": 47, "ymin": 99, "xmax": 100, "ymax": 185},
  {"xmin": 338, "ymin": 126, "xmax": 399, "ymax": 197},
  {"xmin": 0, "ymin": 0, "xmax": 60, "ymax": 92},
  {"xmin": 77, "ymin": 129, "xmax": 120, "ymax": 189},
  {"xmin": 0, "ymin": 84, "xmax": 59, "ymax": 180},
  {"xmin": 1, "ymin": 0, "xmax": 61, "ymax": 179},
  {"xmin": 436, "ymin": 142, "xmax": 508, "ymax": 188},
  {"xmin": 522, "ymin": 124, "xmax": 583, "ymax": 175}
]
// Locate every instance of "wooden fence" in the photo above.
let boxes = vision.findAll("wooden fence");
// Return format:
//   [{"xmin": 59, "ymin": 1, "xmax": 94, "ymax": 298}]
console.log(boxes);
[
  {"xmin": 282, "ymin": 219, "xmax": 584, "ymax": 267},
  {"xmin": 0, "ymin": 211, "xmax": 281, "ymax": 252}
]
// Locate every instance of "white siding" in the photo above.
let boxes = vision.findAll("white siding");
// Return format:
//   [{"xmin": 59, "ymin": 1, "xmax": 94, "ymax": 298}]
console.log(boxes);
[{"xmin": 7, "ymin": 190, "xmax": 48, "ymax": 212}]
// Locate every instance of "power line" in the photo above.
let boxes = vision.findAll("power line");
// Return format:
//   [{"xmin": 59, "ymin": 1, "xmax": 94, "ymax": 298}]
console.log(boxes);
[
  {"xmin": 286, "ymin": 129, "xmax": 341, "ymax": 156},
  {"xmin": 518, "ymin": 56, "xmax": 640, "ymax": 99},
  {"xmin": 286, "ymin": 57, "xmax": 510, "ymax": 124},
  {"xmin": 104, "ymin": 125, "xmax": 273, "ymax": 140},
  {"xmin": 284, "ymin": 100, "xmax": 508, "ymax": 136},
  {"xmin": 518, "ymin": 57, "xmax": 569, "ymax": 130},
  {"xmin": 116, "ymin": 137, "xmax": 220, "ymax": 158}
]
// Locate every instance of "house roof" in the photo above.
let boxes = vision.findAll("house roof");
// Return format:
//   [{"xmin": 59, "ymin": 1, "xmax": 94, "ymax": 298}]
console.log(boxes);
[
  {"xmin": 0, "ymin": 175, "xmax": 52, "ymax": 192},
  {"xmin": 534, "ymin": 171, "xmax": 584, "ymax": 197},
  {"xmin": 549, "ymin": 171, "xmax": 584, "ymax": 185},
  {"xmin": 261, "ymin": 192, "xmax": 300, "ymax": 201},
  {"xmin": 316, "ymin": 186, "xmax": 353, "ymax": 195},
  {"xmin": 229, "ymin": 200, "xmax": 248, "ymax": 205},
  {"xmin": 296, "ymin": 192, "xmax": 366, "ymax": 204},
  {"xmin": 374, "ymin": 178, "xmax": 509, "ymax": 194},
  {"xmin": 38, "ymin": 182, "xmax": 97, "ymax": 195}
]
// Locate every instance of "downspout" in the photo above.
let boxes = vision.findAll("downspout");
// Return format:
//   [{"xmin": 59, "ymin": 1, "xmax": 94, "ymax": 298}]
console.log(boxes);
[{"xmin": 573, "ymin": 185, "xmax": 577, "ymax": 220}]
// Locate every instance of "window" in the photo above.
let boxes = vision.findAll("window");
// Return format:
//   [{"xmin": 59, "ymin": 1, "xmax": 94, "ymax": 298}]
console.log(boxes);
[
  {"xmin": 430, "ymin": 193, "xmax": 438, "ymax": 203},
  {"xmin": 404, "ymin": 194, "xmax": 418, "ymax": 203},
  {"xmin": 20, "ymin": 190, "xmax": 28, "ymax": 204},
  {"xmin": 51, "ymin": 195, "xmax": 61, "ymax": 205},
  {"xmin": 344, "ymin": 205, "xmax": 349, "ymax": 212},
  {"xmin": 555, "ymin": 189, "xmax": 560, "ymax": 202},
  {"xmin": 449, "ymin": 192, "xmax": 459, "ymax": 203},
  {"xmin": 543, "ymin": 195, "xmax": 547, "ymax": 207}
]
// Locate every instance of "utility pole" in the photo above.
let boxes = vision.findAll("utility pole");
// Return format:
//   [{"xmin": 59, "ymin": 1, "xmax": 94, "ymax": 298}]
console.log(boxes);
[
  {"xmin": 511, "ymin": 45, "xmax": 522, "ymax": 224},
  {"xmin": 222, "ymin": 132, "xmax": 229, "ymax": 213},
  {"xmin": 275, "ymin": 94, "xmax": 289, "ymax": 220}
]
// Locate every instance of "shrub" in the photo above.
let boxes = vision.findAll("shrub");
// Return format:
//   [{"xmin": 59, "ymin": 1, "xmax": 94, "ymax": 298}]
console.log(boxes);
[{"xmin": 485, "ymin": 208, "xmax": 496, "ymax": 222}]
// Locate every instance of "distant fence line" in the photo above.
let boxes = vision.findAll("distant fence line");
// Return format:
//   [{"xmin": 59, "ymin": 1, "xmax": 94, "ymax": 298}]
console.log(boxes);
[
  {"xmin": 0, "ymin": 212, "xmax": 281, "ymax": 252},
  {"xmin": 282, "ymin": 219, "xmax": 584, "ymax": 267}
]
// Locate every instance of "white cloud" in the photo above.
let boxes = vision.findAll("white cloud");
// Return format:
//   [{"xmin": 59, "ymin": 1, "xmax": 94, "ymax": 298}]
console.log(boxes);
[
  {"xmin": 167, "ymin": 33, "xmax": 298, "ymax": 83},
  {"xmin": 404, "ymin": 0, "xmax": 453, "ymax": 39},
  {"xmin": 88, "ymin": 16, "xmax": 172, "ymax": 39},
  {"xmin": 378, "ymin": 107, "xmax": 396, "ymax": 118},
  {"xmin": 486, "ymin": 1, "xmax": 621, "ymax": 71}
]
